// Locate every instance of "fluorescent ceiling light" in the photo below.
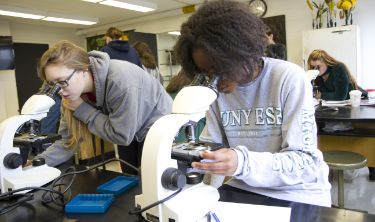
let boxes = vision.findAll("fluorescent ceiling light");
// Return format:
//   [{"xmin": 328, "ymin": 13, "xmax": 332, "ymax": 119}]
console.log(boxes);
[
  {"xmin": 43, "ymin": 17, "xmax": 97, "ymax": 25},
  {"xmin": 98, "ymin": 0, "xmax": 157, "ymax": 12},
  {"xmin": 42, "ymin": 13, "xmax": 98, "ymax": 25},
  {"xmin": 0, "ymin": 5, "xmax": 98, "ymax": 25},
  {"xmin": 82, "ymin": 0, "xmax": 103, "ymax": 2},
  {"xmin": 0, "ymin": 5, "xmax": 44, "ymax": 19},
  {"xmin": 0, "ymin": 9, "xmax": 44, "ymax": 19},
  {"xmin": 168, "ymin": 31, "xmax": 181, "ymax": 36}
]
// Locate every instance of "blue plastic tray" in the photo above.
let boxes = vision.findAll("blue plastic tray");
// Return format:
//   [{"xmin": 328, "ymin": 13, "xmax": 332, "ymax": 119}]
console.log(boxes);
[
  {"xmin": 96, "ymin": 176, "xmax": 139, "ymax": 196},
  {"xmin": 65, "ymin": 194, "xmax": 114, "ymax": 213}
]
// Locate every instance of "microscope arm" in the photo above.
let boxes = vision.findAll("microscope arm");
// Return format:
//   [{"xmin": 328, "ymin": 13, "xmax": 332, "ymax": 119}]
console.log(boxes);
[
  {"xmin": 135, "ymin": 77, "xmax": 220, "ymax": 221},
  {"xmin": 0, "ymin": 85, "xmax": 61, "ymax": 194}
]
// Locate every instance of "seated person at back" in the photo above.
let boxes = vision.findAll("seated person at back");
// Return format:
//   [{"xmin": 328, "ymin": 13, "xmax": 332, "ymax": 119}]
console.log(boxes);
[
  {"xmin": 264, "ymin": 25, "xmax": 286, "ymax": 60},
  {"xmin": 307, "ymin": 49, "xmax": 367, "ymax": 101}
]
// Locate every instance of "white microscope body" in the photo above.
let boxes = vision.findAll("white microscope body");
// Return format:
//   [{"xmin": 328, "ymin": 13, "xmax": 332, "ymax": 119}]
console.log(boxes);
[
  {"xmin": 135, "ymin": 75, "xmax": 220, "ymax": 222},
  {"xmin": 0, "ymin": 87, "xmax": 61, "ymax": 194}
]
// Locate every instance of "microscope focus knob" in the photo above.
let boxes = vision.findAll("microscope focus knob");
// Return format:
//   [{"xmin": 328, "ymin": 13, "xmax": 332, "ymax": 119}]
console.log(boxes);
[
  {"xmin": 3, "ymin": 153, "xmax": 23, "ymax": 169},
  {"xmin": 32, "ymin": 158, "xmax": 46, "ymax": 166},
  {"xmin": 161, "ymin": 168, "xmax": 186, "ymax": 191}
]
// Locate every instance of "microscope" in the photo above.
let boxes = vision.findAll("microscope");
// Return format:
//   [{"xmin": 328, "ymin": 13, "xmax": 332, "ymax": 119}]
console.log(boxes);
[
  {"xmin": 135, "ymin": 74, "xmax": 221, "ymax": 222},
  {"xmin": 0, "ymin": 85, "xmax": 61, "ymax": 194}
]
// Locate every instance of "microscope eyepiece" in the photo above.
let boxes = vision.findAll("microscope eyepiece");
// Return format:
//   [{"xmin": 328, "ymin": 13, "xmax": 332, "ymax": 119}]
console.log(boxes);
[
  {"xmin": 190, "ymin": 74, "xmax": 207, "ymax": 86},
  {"xmin": 207, "ymin": 75, "xmax": 220, "ymax": 93},
  {"xmin": 46, "ymin": 84, "xmax": 61, "ymax": 99}
]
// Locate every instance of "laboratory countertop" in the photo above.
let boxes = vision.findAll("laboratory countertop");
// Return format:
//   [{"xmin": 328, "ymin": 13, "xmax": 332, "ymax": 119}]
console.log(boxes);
[
  {"xmin": 1, "ymin": 167, "xmax": 374, "ymax": 222},
  {"xmin": 315, "ymin": 105, "xmax": 375, "ymax": 122}
]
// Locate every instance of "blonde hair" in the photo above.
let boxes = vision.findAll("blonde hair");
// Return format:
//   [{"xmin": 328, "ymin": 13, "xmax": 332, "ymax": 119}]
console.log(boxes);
[
  {"xmin": 307, "ymin": 49, "xmax": 358, "ymax": 89},
  {"xmin": 38, "ymin": 40, "xmax": 93, "ymax": 156}
]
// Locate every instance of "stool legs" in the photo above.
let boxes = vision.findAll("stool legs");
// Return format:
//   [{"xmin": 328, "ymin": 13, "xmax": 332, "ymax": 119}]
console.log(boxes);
[{"xmin": 337, "ymin": 170, "xmax": 344, "ymax": 208}]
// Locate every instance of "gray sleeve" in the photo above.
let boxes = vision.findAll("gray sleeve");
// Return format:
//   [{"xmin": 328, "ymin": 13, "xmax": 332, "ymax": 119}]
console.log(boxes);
[
  {"xmin": 235, "ymin": 70, "xmax": 326, "ymax": 187},
  {"xmin": 74, "ymin": 66, "xmax": 171, "ymax": 146},
  {"xmin": 35, "ymin": 113, "xmax": 78, "ymax": 167},
  {"xmin": 73, "ymin": 87, "xmax": 137, "ymax": 146}
]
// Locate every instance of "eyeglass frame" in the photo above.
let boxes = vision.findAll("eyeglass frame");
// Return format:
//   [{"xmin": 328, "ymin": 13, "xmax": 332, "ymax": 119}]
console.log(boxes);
[{"xmin": 48, "ymin": 69, "xmax": 77, "ymax": 88}]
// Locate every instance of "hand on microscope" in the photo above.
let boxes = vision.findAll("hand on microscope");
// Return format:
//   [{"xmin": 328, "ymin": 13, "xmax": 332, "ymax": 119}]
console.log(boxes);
[
  {"xmin": 191, "ymin": 148, "xmax": 238, "ymax": 176},
  {"xmin": 23, "ymin": 160, "xmax": 32, "ymax": 167}
]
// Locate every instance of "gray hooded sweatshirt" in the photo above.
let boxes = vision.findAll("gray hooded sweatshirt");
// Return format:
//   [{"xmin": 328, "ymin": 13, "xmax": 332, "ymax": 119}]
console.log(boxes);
[{"xmin": 36, "ymin": 51, "xmax": 172, "ymax": 166}]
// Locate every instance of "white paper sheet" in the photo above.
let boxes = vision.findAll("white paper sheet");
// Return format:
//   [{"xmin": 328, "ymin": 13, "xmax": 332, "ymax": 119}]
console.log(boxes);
[
  {"xmin": 210, "ymin": 201, "xmax": 291, "ymax": 222},
  {"xmin": 321, "ymin": 100, "xmax": 350, "ymax": 107}
]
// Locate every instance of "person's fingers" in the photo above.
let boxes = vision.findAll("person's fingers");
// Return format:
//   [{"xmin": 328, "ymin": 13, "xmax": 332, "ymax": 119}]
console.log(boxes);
[
  {"xmin": 192, "ymin": 161, "xmax": 234, "ymax": 175},
  {"xmin": 200, "ymin": 150, "xmax": 216, "ymax": 160},
  {"xmin": 23, "ymin": 160, "xmax": 32, "ymax": 167}
]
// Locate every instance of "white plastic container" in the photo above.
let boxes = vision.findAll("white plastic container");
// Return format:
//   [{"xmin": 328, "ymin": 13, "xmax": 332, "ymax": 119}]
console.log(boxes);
[
  {"xmin": 349, "ymin": 90, "xmax": 362, "ymax": 107},
  {"xmin": 367, "ymin": 89, "xmax": 375, "ymax": 101}
]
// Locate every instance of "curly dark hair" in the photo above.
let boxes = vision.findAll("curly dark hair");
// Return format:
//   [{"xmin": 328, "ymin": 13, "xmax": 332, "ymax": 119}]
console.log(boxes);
[{"xmin": 174, "ymin": 0, "xmax": 267, "ymax": 80}]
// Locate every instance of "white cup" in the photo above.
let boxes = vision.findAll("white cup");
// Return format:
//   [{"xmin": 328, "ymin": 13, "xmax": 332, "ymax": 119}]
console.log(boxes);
[{"xmin": 349, "ymin": 90, "xmax": 362, "ymax": 107}]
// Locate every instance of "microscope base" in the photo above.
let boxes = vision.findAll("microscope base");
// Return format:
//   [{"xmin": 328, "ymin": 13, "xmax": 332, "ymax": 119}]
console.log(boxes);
[
  {"xmin": 137, "ymin": 183, "xmax": 219, "ymax": 222},
  {"xmin": 2, "ymin": 165, "xmax": 61, "ymax": 193}
]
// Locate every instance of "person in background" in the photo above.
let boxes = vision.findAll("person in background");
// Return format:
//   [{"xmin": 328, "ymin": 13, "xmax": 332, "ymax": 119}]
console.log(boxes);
[
  {"xmin": 34, "ymin": 40, "xmax": 172, "ymax": 175},
  {"xmin": 264, "ymin": 25, "xmax": 287, "ymax": 60},
  {"xmin": 133, "ymin": 41, "xmax": 163, "ymax": 84},
  {"xmin": 309, "ymin": 49, "xmax": 373, "ymax": 181},
  {"xmin": 174, "ymin": 0, "xmax": 331, "ymax": 207},
  {"xmin": 101, "ymin": 27, "xmax": 142, "ymax": 68},
  {"xmin": 165, "ymin": 69, "xmax": 205, "ymax": 142},
  {"xmin": 307, "ymin": 49, "xmax": 367, "ymax": 101}
]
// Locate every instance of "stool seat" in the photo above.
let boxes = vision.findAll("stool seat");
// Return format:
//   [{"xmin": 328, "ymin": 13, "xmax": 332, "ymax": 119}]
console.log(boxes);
[
  {"xmin": 322, "ymin": 150, "xmax": 367, "ymax": 209},
  {"xmin": 323, "ymin": 151, "xmax": 368, "ymax": 170}
]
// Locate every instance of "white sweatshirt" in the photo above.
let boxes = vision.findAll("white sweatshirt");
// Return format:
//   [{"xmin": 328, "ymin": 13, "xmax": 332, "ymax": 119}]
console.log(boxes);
[{"xmin": 200, "ymin": 58, "xmax": 331, "ymax": 207}]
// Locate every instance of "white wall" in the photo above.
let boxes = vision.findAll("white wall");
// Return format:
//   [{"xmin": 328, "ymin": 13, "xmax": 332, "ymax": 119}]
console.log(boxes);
[
  {"xmin": 0, "ymin": 21, "xmax": 86, "ymax": 120},
  {"xmin": 355, "ymin": 0, "xmax": 375, "ymax": 89},
  {"xmin": 0, "ymin": 20, "xmax": 18, "ymax": 121},
  {"xmin": 10, "ymin": 22, "xmax": 85, "ymax": 47}
]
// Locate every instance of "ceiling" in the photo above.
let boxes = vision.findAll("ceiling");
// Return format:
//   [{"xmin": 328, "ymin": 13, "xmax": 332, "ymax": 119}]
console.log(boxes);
[{"xmin": 0, "ymin": 0, "xmax": 204, "ymax": 31}]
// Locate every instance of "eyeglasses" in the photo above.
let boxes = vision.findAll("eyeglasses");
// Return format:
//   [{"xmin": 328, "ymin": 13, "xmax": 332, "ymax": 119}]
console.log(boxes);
[
  {"xmin": 314, "ymin": 65, "xmax": 320, "ymax": 70},
  {"xmin": 48, "ymin": 70, "xmax": 77, "ymax": 88}
]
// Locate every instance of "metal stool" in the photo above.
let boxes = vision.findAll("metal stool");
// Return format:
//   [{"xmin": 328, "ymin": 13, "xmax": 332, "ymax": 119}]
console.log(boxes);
[{"xmin": 323, "ymin": 151, "xmax": 367, "ymax": 208}]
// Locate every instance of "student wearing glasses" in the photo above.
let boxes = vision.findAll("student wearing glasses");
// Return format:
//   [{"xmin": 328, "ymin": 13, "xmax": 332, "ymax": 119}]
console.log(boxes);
[
  {"xmin": 34, "ymin": 40, "xmax": 172, "ymax": 174},
  {"xmin": 175, "ymin": 0, "xmax": 331, "ymax": 207}
]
